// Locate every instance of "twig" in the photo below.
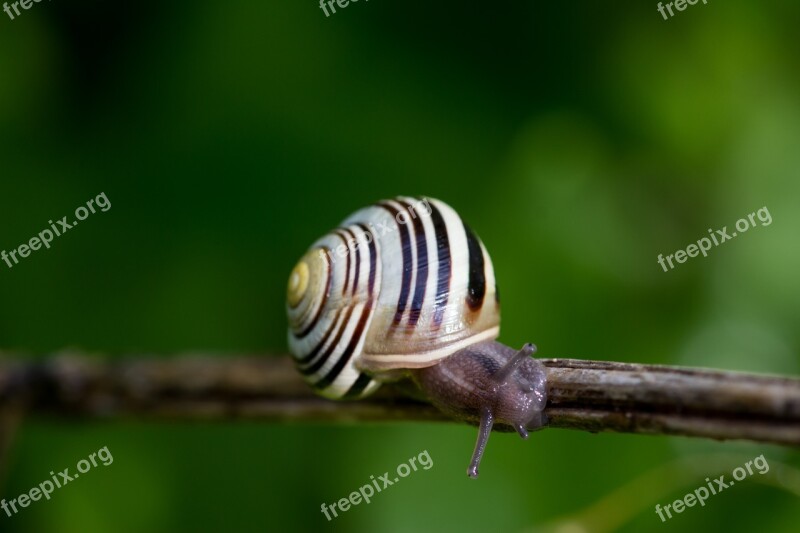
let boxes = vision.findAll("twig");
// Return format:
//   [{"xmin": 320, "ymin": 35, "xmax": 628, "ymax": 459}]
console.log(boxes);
[{"xmin": 0, "ymin": 353, "xmax": 799, "ymax": 446}]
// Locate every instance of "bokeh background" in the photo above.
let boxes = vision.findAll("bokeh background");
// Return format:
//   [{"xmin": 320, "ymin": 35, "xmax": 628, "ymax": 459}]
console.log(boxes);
[{"xmin": 1, "ymin": 1, "xmax": 799, "ymax": 532}]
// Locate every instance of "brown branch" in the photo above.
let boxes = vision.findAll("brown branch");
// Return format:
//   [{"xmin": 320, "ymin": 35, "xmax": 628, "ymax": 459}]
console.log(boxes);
[
  {"xmin": 0, "ymin": 367, "xmax": 24, "ymax": 494},
  {"xmin": 1, "ymin": 353, "xmax": 799, "ymax": 446}
]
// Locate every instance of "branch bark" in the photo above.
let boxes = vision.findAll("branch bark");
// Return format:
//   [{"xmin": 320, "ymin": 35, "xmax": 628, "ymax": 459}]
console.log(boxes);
[{"xmin": 1, "ymin": 353, "xmax": 799, "ymax": 446}]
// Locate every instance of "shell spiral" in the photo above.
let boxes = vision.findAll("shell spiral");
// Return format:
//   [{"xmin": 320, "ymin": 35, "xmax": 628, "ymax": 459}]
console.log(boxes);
[{"xmin": 286, "ymin": 197, "xmax": 500, "ymax": 400}]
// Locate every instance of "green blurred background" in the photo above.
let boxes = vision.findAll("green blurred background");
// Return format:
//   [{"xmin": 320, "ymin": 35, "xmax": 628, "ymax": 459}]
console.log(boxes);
[{"xmin": 1, "ymin": 1, "xmax": 799, "ymax": 531}]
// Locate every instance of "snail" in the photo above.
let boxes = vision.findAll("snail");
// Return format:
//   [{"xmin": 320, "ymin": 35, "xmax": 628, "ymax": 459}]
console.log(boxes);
[{"xmin": 286, "ymin": 196, "xmax": 547, "ymax": 478}]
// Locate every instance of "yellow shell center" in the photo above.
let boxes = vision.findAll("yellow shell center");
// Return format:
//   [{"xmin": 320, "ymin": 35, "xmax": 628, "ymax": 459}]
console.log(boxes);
[{"xmin": 287, "ymin": 260, "xmax": 310, "ymax": 308}]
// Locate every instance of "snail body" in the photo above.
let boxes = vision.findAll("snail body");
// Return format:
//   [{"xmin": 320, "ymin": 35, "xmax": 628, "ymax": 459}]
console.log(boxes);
[{"xmin": 286, "ymin": 196, "xmax": 547, "ymax": 477}]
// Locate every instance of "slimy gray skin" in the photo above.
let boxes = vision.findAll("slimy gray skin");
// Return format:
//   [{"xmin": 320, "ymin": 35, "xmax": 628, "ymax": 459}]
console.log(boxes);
[{"xmin": 410, "ymin": 341, "xmax": 548, "ymax": 478}]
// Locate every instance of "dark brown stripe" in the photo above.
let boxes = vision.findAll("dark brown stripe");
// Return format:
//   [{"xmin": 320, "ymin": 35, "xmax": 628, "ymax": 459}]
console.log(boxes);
[
  {"xmin": 315, "ymin": 224, "xmax": 379, "ymax": 393},
  {"xmin": 356, "ymin": 223, "xmax": 377, "ymax": 296},
  {"xmin": 299, "ymin": 305, "xmax": 355, "ymax": 376},
  {"xmin": 378, "ymin": 202, "xmax": 413, "ymax": 326},
  {"xmin": 295, "ymin": 307, "xmax": 342, "ymax": 365},
  {"xmin": 349, "ymin": 227, "xmax": 361, "ymax": 296},
  {"xmin": 335, "ymin": 231, "xmax": 351, "ymax": 296},
  {"xmin": 342, "ymin": 373, "xmax": 374, "ymax": 400},
  {"xmin": 294, "ymin": 246, "xmax": 332, "ymax": 339},
  {"xmin": 463, "ymin": 223, "xmax": 486, "ymax": 311},
  {"xmin": 427, "ymin": 200, "xmax": 451, "ymax": 327},
  {"xmin": 402, "ymin": 200, "xmax": 428, "ymax": 328},
  {"xmin": 313, "ymin": 303, "xmax": 371, "ymax": 388}
]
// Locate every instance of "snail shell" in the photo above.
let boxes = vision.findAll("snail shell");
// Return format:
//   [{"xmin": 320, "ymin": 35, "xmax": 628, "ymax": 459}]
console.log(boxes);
[{"xmin": 286, "ymin": 196, "xmax": 500, "ymax": 399}]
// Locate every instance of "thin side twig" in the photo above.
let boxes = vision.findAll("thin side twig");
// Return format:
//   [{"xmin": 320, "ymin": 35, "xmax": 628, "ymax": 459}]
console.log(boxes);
[{"xmin": 0, "ymin": 353, "xmax": 799, "ymax": 446}]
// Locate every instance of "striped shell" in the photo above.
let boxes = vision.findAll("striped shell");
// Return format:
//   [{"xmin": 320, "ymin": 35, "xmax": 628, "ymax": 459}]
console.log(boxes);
[{"xmin": 286, "ymin": 197, "xmax": 500, "ymax": 400}]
